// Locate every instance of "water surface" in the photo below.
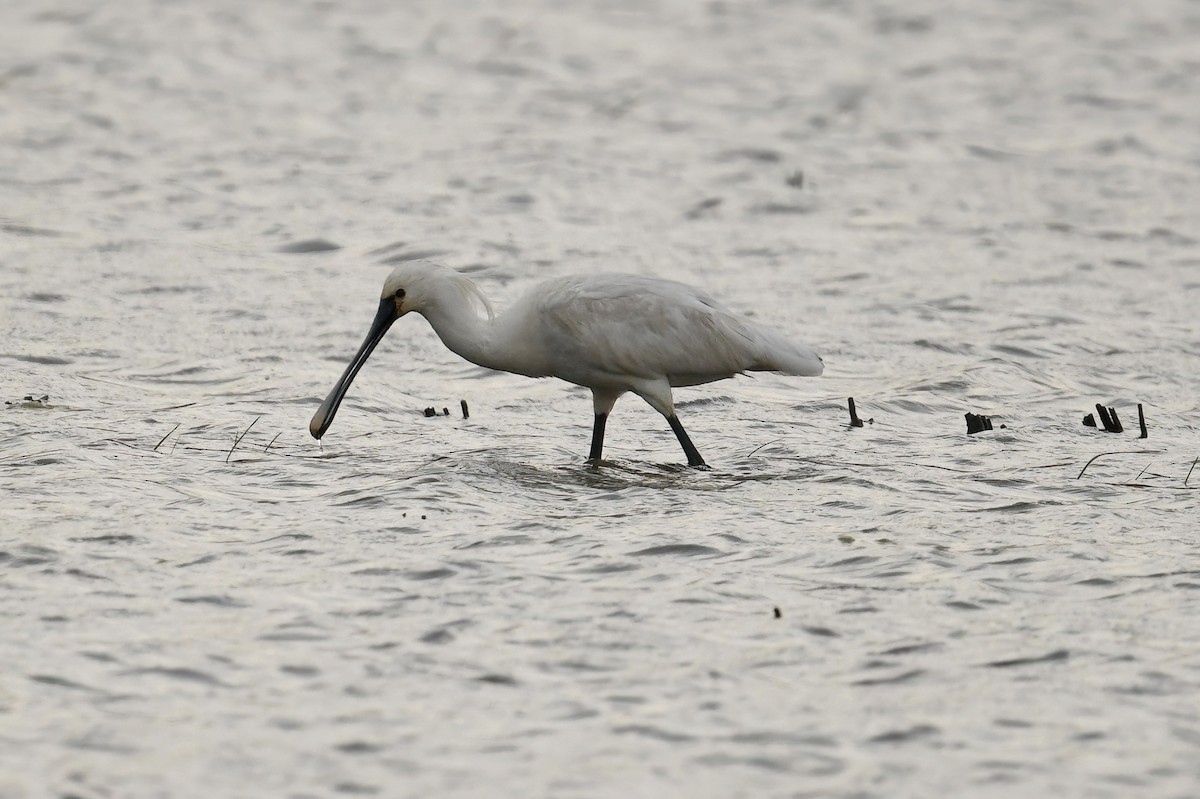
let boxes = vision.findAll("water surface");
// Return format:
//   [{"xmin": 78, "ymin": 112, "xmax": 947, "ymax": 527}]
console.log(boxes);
[{"xmin": 2, "ymin": 1, "xmax": 1199, "ymax": 797}]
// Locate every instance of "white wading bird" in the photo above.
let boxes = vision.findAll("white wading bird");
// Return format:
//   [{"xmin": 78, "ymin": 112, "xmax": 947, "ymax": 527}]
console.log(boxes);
[{"xmin": 309, "ymin": 261, "xmax": 823, "ymax": 467}]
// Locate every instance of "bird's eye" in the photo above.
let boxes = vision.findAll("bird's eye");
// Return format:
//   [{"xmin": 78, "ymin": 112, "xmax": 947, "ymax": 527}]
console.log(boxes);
[{"xmin": 394, "ymin": 288, "xmax": 406, "ymax": 300}]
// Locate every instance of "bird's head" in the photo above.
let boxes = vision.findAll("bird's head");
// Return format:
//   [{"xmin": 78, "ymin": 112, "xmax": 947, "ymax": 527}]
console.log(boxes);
[
  {"xmin": 379, "ymin": 261, "xmax": 435, "ymax": 319},
  {"xmin": 309, "ymin": 262, "xmax": 490, "ymax": 440},
  {"xmin": 307, "ymin": 264, "xmax": 428, "ymax": 441},
  {"xmin": 382, "ymin": 260, "xmax": 495, "ymax": 322}
]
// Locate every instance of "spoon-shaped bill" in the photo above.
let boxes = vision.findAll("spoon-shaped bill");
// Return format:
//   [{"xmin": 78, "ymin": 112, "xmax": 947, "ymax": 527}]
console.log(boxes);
[{"xmin": 309, "ymin": 298, "xmax": 398, "ymax": 439}]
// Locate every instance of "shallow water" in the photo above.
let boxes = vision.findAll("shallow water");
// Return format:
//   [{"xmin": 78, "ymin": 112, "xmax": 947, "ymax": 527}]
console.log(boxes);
[{"xmin": 3, "ymin": 0, "xmax": 1200, "ymax": 797}]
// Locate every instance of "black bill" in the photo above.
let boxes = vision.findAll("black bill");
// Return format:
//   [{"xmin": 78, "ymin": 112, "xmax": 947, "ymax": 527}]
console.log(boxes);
[{"xmin": 309, "ymin": 298, "xmax": 398, "ymax": 439}]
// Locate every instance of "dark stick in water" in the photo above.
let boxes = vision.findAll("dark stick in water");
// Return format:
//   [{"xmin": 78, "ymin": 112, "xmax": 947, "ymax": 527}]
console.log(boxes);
[
  {"xmin": 153, "ymin": 423, "xmax": 180, "ymax": 453},
  {"xmin": 847, "ymin": 397, "xmax": 863, "ymax": 428},
  {"xmin": 965, "ymin": 413, "xmax": 993, "ymax": 434},
  {"xmin": 226, "ymin": 416, "xmax": 261, "ymax": 464}
]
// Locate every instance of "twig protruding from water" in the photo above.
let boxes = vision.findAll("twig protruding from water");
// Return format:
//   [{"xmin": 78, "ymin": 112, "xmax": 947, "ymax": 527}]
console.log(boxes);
[
  {"xmin": 461, "ymin": 399, "xmax": 470, "ymax": 419},
  {"xmin": 1137, "ymin": 404, "xmax": 1148, "ymax": 439},
  {"xmin": 1077, "ymin": 450, "xmax": 1156, "ymax": 479},
  {"xmin": 226, "ymin": 416, "xmax": 261, "ymax": 464},
  {"xmin": 847, "ymin": 397, "xmax": 863, "ymax": 428},
  {"xmin": 153, "ymin": 423, "xmax": 180, "ymax": 453}
]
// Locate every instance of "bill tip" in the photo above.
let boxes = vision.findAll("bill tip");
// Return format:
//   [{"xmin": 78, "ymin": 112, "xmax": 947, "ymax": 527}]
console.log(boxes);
[{"xmin": 308, "ymin": 415, "xmax": 326, "ymax": 440}]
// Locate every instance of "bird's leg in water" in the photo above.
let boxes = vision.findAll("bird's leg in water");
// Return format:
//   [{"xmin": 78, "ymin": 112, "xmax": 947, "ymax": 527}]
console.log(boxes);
[
  {"xmin": 588, "ymin": 412, "xmax": 608, "ymax": 462},
  {"xmin": 667, "ymin": 415, "xmax": 707, "ymax": 468}
]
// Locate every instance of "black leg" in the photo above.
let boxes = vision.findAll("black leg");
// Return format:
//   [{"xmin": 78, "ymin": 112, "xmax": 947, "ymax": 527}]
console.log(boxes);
[
  {"xmin": 667, "ymin": 414, "xmax": 707, "ymax": 468},
  {"xmin": 588, "ymin": 412, "xmax": 607, "ymax": 461}
]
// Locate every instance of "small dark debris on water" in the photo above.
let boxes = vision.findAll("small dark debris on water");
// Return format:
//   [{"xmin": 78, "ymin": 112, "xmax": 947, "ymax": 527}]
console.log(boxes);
[
  {"xmin": 846, "ymin": 397, "xmax": 872, "ymax": 427},
  {"xmin": 965, "ymin": 413, "xmax": 993, "ymax": 434},
  {"xmin": 1137, "ymin": 403, "xmax": 1148, "ymax": 439},
  {"xmin": 6, "ymin": 394, "xmax": 49, "ymax": 407},
  {"xmin": 423, "ymin": 407, "xmax": 437, "ymax": 418},
  {"xmin": 1083, "ymin": 413, "xmax": 1097, "ymax": 428},
  {"xmin": 276, "ymin": 239, "xmax": 341, "ymax": 254},
  {"xmin": 1094, "ymin": 404, "xmax": 1123, "ymax": 433},
  {"xmin": 785, "ymin": 170, "xmax": 804, "ymax": 189},
  {"xmin": 460, "ymin": 399, "xmax": 469, "ymax": 419},
  {"xmin": 773, "ymin": 607, "xmax": 782, "ymax": 619}
]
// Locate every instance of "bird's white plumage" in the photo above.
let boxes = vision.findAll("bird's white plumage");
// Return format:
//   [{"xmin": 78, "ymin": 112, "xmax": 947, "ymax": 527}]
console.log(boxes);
[
  {"xmin": 313, "ymin": 260, "xmax": 823, "ymax": 465},
  {"xmin": 531, "ymin": 273, "xmax": 823, "ymax": 390}
]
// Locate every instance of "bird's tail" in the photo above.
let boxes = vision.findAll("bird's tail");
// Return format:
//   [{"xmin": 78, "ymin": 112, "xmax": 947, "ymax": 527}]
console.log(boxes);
[{"xmin": 751, "ymin": 326, "xmax": 824, "ymax": 376}]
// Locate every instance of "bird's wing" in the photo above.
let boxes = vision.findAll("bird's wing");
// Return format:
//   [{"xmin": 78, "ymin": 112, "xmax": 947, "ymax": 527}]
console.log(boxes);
[{"xmin": 536, "ymin": 275, "xmax": 764, "ymax": 383}]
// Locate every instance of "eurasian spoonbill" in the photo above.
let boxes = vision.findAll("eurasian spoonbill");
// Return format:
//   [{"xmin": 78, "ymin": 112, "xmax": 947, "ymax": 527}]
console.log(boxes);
[{"xmin": 309, "ymin": 261, "xmax": 823, "ymax": 467}]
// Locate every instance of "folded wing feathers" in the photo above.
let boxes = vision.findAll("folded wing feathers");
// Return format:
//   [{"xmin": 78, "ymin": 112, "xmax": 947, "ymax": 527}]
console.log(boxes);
[{"xmin": 539, "ymin": 276, "xmax": 819, "ymax": 381}]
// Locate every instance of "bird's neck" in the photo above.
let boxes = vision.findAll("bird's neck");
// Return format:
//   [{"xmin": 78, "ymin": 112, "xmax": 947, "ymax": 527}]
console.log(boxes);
[
  {"xmin": 419, "ymin": 298, "xmax": 497, "ymax": 369},
  {"xmin": 420, "ymin": 287, "xmax": 551, "ymax": 378}
]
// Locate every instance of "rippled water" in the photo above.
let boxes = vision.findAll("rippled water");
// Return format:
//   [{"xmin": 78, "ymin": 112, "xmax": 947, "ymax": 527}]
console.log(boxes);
[{"xmin": 3, "ymin": 0, "xmax": 1199, "ymax": 796}]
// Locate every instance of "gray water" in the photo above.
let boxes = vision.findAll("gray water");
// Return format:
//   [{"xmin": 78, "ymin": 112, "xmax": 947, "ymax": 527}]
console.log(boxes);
[{"xmin": 3, "ymin": 1, "xmax": 1199, "ymax": 797}]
